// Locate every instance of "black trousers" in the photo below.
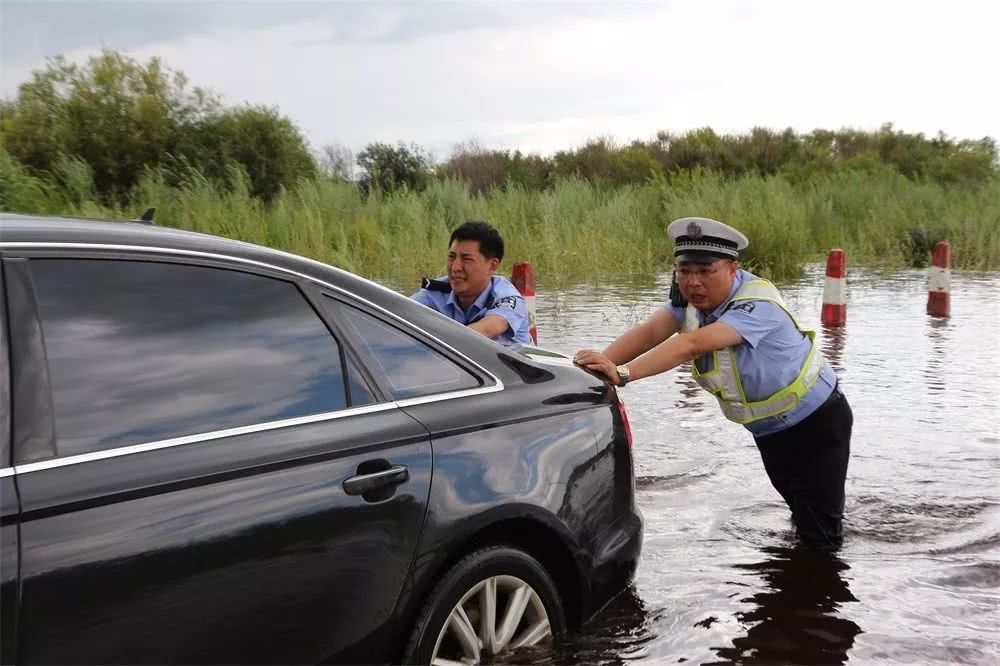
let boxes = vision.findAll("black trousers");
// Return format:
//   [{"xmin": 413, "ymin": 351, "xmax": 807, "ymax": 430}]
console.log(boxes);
[{"xmin": 754, "ymin": 387, "xmax": 853, "ymax": 548}]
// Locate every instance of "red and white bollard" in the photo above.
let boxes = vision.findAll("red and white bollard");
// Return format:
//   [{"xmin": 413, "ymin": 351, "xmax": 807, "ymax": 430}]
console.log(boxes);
[
  {"xmin": 927, "ymin": 241, "xmax": 951, "ymax": 318},
  {"xmin": 821, "ymin": 248, "xmax": 847, "ymax": 326},
  {"xmin": 511, "ymin": 262, "xmax": 538, "ymax": 344}
]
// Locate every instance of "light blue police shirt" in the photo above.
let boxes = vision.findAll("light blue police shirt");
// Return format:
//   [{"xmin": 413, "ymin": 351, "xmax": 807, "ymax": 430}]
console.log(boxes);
[
  {"xmin": 666, "ymin": 269, "xmax": 837, "ymax": 438},
  {"xmin": 411, "ymin": 275, "xmax": 532, "ymax": 347}
]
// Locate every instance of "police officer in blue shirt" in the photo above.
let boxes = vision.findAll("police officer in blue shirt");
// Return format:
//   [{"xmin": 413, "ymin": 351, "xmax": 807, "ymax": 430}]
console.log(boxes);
[
  {"xmin": 575, "ymin": 217, "xmax": 853, "ymax": 548},
  {"xmin": 412, "ymin": 220, "xmax": 532, "ymax": 347}
]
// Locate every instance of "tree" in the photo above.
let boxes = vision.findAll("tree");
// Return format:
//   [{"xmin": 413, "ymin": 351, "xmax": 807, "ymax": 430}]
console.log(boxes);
[
  {"xmin": 608, "ymin": 142, "xmax": 663, "ymax": 186},
  {"xmin": 929, "ymin": 136, "xmax": 997, "ymax": 185},
  {"xmin": 185, "ymin": 105, "xmax": 317, "ymax": 200},
  {"xmin": 737, "ymin": 127, "xmax": 800, "ymax": 175},
  {"xmin": 652, "ymin": 128, "xmax": 741, "ymax": 174},
  {"xmin": 1, "ymin": 49, "xmax": 217, "ymax": 197},
  {"xmin": 443, "ymin": 140, "xmax": 503, "ymax": 194},
  {"xmin": 356, "ymin": 141, "xmax": 430, "ymax": 192},
  {"xmin": 320, "ymin": 143, "xmax": 354, "ymax": 181},
  {"xmin": 1, "ymin": 49, "xmax": 317, "ymax": 201}
]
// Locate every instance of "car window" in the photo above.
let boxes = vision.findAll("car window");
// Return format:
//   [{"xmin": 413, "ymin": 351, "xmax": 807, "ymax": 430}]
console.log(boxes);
[
  {"xmin": 346, "ymin": 357, "xmax": 375, "ymax": 407},
  {"xmin": 332, "ymin": 299, "xmax": 481, "ymax": 401},
  {"xmin": 31, "ymin": 259, "xmax": 359, "ymax": 456}
]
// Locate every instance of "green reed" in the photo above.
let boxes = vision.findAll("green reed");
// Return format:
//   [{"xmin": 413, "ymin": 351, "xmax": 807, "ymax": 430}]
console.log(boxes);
[{"xmin": 3, "ymin": 153, "xmax": 997, "ymax": 288}]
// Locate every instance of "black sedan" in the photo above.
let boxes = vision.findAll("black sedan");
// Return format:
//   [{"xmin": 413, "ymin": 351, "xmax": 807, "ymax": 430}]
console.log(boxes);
[{"xmin": 0, "ymin": 212, "xmax": 642, "ymax": 665}]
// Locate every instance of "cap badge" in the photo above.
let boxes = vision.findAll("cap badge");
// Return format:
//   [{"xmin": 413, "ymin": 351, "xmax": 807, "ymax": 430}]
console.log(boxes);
[{"xmin": 686, "ymin": 221, "xmax": 703, "ymax": 238}]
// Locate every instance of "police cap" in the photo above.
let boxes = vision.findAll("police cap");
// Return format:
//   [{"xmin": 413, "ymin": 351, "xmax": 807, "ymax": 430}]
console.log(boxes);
[{"xmin": 667, "ymin": 217, "xmax": 749, "ymax": 263}]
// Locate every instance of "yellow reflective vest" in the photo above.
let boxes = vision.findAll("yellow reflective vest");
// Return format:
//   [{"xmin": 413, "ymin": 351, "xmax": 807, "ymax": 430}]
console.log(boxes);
[{"xmin": 682, "ymin": 279, "xmax": 827, "ymax": 424}]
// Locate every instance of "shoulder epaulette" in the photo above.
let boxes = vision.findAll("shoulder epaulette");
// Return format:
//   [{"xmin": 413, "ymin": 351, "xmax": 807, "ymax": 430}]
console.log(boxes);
[{"xmin": 421, "ymin": 277, "xmax": 452, "ymax": 293}]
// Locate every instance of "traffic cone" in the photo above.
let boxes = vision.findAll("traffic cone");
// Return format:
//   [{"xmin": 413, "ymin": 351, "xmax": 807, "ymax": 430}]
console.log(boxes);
[
  {"xmin": 511, "ymin": 262, "xmax": 538, "ymax": 344},
  {"xmin": 821, "ymin": 249, "xmax": 847, "ymax": 326},
  {"xmin": 927, "ymin": 241, "xmax": 951, "ymax": 318}
]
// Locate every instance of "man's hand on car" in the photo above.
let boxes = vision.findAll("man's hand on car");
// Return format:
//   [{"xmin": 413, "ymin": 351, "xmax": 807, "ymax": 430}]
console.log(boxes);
[{"xmin": 573, "ymin": 349, "xmax": 619, "ymax": 385}]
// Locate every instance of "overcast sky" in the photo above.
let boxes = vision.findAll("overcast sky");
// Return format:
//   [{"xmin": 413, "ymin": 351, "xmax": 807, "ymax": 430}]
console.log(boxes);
[{"xmin": 2, "ymin": 0, "xmax": 997, "ymax": 160}]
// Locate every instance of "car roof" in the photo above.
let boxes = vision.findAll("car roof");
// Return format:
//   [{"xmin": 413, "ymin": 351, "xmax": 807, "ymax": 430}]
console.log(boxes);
[
  {"xmin": 3, "ymin": 212, "xmax": 297, "ymax": 263},
  {"xmin": 0, "ymin": 211, "xmax": 382, "ymax": 294}
]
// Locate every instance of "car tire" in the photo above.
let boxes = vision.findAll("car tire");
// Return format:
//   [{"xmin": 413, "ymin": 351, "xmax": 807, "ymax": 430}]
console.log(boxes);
[{"xmin": 402, "ymin": 545, "xmax": 566, "ymax": 665}]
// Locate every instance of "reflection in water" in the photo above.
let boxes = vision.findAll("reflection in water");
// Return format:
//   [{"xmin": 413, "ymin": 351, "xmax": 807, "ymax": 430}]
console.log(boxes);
[
  {"xmin": 923, "ymin": 318, "xmax": 950, "ymax": 395},
  {"xmin": 708, "ymin": 547, "xmax": 861, "ymax": 665},
  {"xmin": 821, "ymin": 325, "xmax": 848, "ymax": 374},
  {"xmin": 534, "ymin": 586, "xmax": 655, "ymax": 666},
  {"xmin": 673, "ymin": 363, "xmax": 705, "ymax": 411}
]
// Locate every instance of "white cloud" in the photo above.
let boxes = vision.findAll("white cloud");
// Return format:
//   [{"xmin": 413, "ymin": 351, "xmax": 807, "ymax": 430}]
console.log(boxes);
[{"xmin": 2, "ymin": 0, "xmax": 996, "ymax": 160}]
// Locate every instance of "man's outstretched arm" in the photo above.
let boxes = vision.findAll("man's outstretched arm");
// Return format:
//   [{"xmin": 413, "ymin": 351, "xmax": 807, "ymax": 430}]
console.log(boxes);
[{"xmin": 467, "ymin": 315, "xmax": 510, "ymax": 339}]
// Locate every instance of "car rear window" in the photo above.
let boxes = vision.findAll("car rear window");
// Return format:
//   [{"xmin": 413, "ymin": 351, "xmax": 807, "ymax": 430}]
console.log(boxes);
[
  {"xmin": 331, "ymin": 299, "xmax": 481, "ymax": 401},
  {"xmin": 31, "ymin": 259, "xmax": 367, "ymax": 456}
]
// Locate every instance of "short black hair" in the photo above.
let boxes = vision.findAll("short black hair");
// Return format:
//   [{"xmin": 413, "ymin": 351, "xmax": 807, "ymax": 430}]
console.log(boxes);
[{"xmin": 449, "ymin": 220, "xmax": 504, "ymax": 261}]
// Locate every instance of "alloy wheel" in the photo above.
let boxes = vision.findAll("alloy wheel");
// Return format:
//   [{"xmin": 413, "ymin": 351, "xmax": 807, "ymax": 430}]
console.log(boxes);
[{"xmin": 430, "ymin": 574, "xmax": 552, "ymax": 665}]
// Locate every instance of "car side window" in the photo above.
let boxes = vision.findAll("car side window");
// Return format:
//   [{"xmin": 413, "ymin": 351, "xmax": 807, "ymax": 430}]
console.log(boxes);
[
  {"xmin": 331, "ymin": 299, "xmax": 481, "ymax": 401},
  {"xmin": 30, "ymin": 259, "xmax": 364, "ymax": 457}
]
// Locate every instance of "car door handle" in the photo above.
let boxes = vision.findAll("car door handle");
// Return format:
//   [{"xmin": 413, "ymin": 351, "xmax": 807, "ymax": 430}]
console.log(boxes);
[{"xmin": 342, "ymin": 465, "xmax": 409, "ymax": 496}]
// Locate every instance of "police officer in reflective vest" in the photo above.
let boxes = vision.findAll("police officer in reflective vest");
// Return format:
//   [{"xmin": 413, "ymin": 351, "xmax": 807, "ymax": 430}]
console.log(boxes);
[
  {"xmin": 411, "ymin": 220, "xmax": 532, "ymax": 347},
  {"xmin": 574, "ymin": 217, "xmax": 853, "ymax": 548}
]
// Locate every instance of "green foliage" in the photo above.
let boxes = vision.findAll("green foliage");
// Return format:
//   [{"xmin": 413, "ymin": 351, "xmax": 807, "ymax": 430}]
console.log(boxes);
[
  {"xmin": 175, "ymin": 105, "xmax": 317, "ymax": 200},
  {"xmin": 653, "ymin": 128, "xmax": 742, "ymax": 174},
  {"xmin": 1, "ymin": 49, "xmax": 315, "ymax": 202},
  {"xmin": 928, "ymin": 137, "xmax": 997, "ymax": 184},
  {"xmin": 439, "ymin": 141, "xmax": 504, "ymax": 194},
  {"xmin": 552, "ymin": 137, "xmax": 614, "ymax": 182},
  {"xmin": 8, "ymin": 148, "xmax": 997, "ymax": 287},
  {"xmin": 608, "ymin": 143, "xmax": 663, "ymax": 186},
  {"xmin": 1, "ymin": 49, "xmax": 217, "ymax": 198},
  {"xmin": 51, "ymin": 153, "xmax": 97, "ymax": 206},
  {"xmin": 499, "ymin": 151, "xmax": 552, "ymax": 191},
  {"xmin": 441, "ymin": 145, "xmax": 552, "ymax": 193},
  {"xmin": 357, "ymin": 141, "xmax": 430, "ymax": 193},
  {"xmin": 440, "ymin": 124, "xmax": 997, "ymax": 193},
  {"xmin": 0, "ymin": 146, "xmax": 60, "ymax": 212}
]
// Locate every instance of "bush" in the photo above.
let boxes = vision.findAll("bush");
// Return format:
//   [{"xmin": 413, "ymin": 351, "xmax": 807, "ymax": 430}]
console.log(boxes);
[
  {"xmin": 357, "ymin": 141, "xmax": 431, "ymax": 193},
  {"xmin": 1, "ymin": 49, "xmax": 217, "ymax": 198},
  {"xmin": 1, "ymin": 49, "xmax": 315, "ymax": 202},
  {"xmin": 0, "ymin": 147, "xmax": 61, "ymax": 212},
  {"xmin": 176, "ymin": 105, "xmax": 317, "ymax": 201}
]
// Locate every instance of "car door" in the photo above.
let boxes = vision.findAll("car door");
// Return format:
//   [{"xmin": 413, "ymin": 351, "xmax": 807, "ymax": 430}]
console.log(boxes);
[{"xmin": 3, "ymin": 251, "xmax": 432, "ymax": 664}]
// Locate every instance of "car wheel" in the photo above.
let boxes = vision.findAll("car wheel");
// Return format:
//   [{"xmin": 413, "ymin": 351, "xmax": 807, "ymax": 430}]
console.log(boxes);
[{"xmin": 403, "ymin": 545, "xmax": 566, "ymax": 665}]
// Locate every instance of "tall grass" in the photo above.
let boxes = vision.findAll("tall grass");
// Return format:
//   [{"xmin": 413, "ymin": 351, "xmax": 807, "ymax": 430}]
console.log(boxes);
[{"xmin": 2, "ymin": 156, "xmax": 997, "ymax": 288}]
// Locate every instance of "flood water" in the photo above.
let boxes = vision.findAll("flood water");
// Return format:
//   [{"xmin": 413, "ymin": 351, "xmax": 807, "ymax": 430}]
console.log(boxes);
[{"xmin": 524, "ymin": 266, "xmax": 1000, "ymax": 665}]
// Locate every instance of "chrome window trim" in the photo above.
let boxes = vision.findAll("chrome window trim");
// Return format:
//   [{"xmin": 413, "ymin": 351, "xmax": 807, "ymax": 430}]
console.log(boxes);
[
  {"xmin": 395, "ymin": 385, "xmax": 500, "ymax": 408},
  {"xmin": 6, "ymin": 382, "xmax": 502, "ymax": 476},
  {"xmin": 13, "ymin": 402, "xmax": 396, "ymax": 474},
  {"xmin": 7, "ymin": 402, "xmax": 396, "ymax": 474}
]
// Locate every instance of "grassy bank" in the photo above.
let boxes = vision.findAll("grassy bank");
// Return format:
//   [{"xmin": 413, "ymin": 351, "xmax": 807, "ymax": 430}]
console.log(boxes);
[{"xmin": 3, "ymin": 154, "xmax": 998, "ymax": 288}]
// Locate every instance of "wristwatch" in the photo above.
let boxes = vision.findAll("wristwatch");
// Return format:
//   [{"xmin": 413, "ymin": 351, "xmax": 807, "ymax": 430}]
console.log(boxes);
[{"xmin": 615, "ymin": 365, "xmax": 631, "ymax": 387}]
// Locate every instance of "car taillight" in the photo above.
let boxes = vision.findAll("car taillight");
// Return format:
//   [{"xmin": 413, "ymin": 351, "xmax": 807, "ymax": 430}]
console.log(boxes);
[{"xmin": 617, "ymin": 397, "xmax": 633, "ymax": 449}]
